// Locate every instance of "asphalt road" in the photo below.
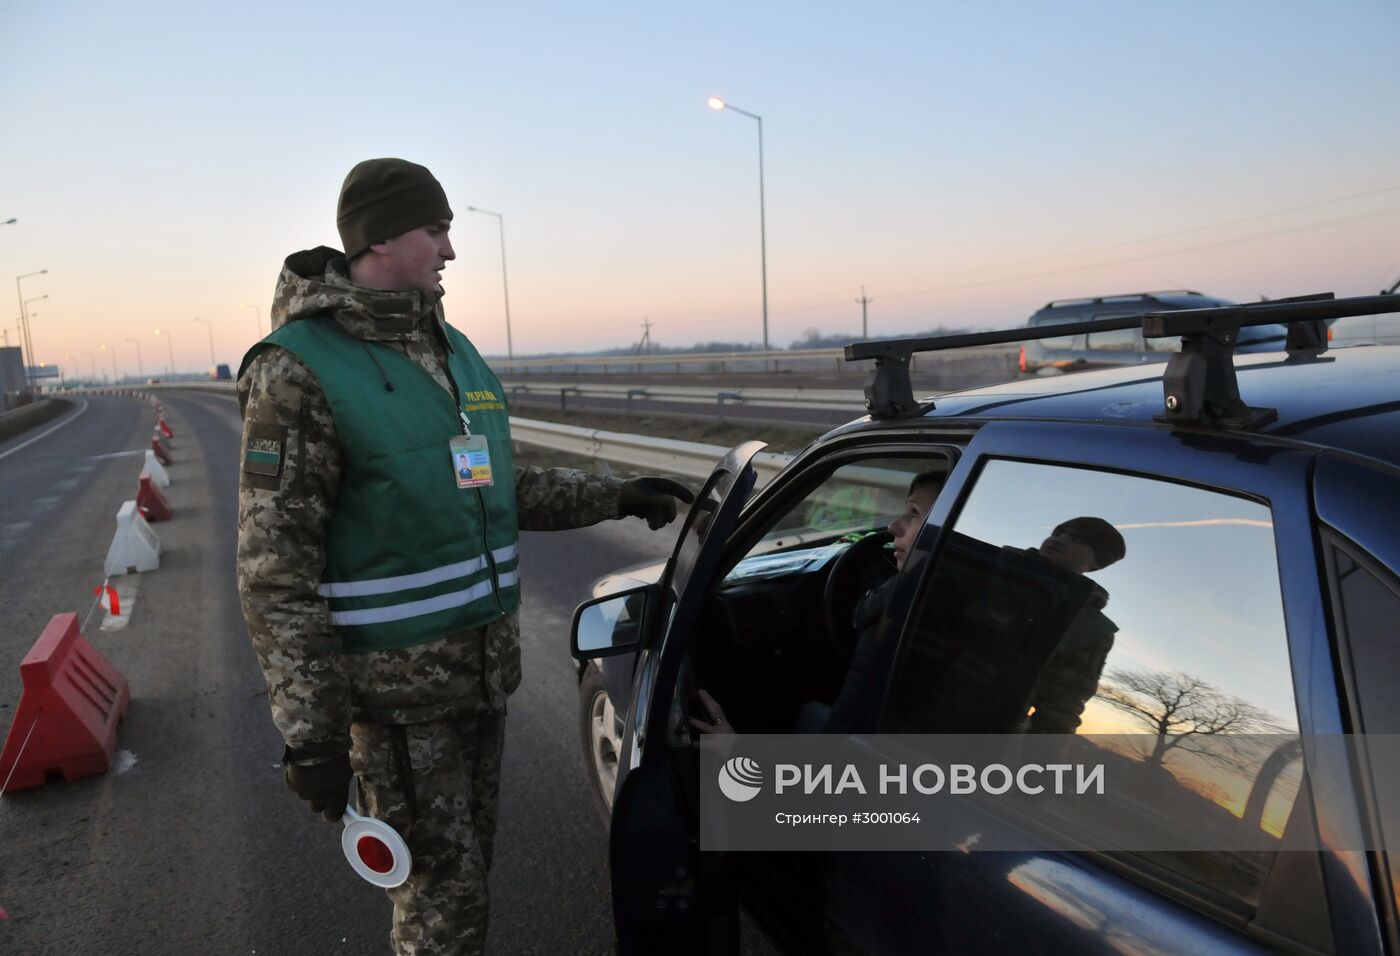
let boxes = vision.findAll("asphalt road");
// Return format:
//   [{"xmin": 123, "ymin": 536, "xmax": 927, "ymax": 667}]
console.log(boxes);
[{"xmin": 0, "ymin": 392, "xmax": 681, "ymax": 954}]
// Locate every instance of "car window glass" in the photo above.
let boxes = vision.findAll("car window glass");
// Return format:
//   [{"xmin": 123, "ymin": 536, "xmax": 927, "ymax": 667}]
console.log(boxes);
[
  {"xmin": 1086, "ymin": 316, "xmax": 1138, "ymax": 351},
  {"xmin": 1033, "ymin": 315, "xmax": 1080, "ymax": 351},
  {"xmin": 1331, "ymin": 545, "xmax": 1400, "ymax": 926},
  {"xmin": 729, "ymin": 455, "xmax": 948, "ymax": 580},
  {"xmin": 885, "ymin": 459, "xmax": 1300, "ymax": 909}
]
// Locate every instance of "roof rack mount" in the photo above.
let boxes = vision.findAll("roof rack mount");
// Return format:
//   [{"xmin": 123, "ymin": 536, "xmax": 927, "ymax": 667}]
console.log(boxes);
[{"xmin": 844, "ymin": 292, "xmax": 1400, "ymax": 427}]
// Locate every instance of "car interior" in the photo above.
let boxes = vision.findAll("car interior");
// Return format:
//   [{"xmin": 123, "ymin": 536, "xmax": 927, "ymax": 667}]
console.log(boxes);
[{"xmin": 672, "ymin": 452, "xmax": 954, "ymax": 743}]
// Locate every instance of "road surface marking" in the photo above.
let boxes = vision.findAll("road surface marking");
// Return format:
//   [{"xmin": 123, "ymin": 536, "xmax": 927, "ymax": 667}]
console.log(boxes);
[{"xmin": 0, "ymin": 400, "xmax": 90, "ymax": 461}]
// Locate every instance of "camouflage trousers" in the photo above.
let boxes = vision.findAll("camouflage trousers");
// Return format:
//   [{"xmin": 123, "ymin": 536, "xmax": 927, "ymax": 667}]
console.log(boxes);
[{"xmin": 351, "ymin": 708, "xmax": 506, "ymax": 956}]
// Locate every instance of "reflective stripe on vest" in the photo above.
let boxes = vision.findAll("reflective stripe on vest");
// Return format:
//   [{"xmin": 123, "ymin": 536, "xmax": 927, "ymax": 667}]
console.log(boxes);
[
  {"xmin": 315, "ymin": 544, "xmax": 519, "ymax": 600},
  {"xmin": 329, "ymin": 579, "xmax": 496, "ymax": 627}
]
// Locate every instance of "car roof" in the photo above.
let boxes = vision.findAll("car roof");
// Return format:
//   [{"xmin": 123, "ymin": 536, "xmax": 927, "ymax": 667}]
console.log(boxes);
[
  {"xmin": 1031, "ymin": 292, "xmax": 1233, "ymax": 317},
  {"xmin": 901, "ymin": 345, "xmax": 1400, "ymax": 468}
]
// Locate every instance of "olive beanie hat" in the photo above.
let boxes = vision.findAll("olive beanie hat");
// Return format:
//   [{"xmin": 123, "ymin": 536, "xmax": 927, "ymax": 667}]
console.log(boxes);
[{"xmin": 336, "ymin": 158, "xmax": 453, "ymax": 260}]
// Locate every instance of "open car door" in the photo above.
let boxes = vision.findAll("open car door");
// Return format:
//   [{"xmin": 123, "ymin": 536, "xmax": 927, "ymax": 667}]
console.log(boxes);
[{"xmin": 606, "ymin": 441, "xmax": 766, "ymax": 955}]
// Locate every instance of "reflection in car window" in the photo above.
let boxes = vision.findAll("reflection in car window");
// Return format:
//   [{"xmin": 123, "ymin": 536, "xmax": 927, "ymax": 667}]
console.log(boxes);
[{"xmin": 885, "ymin": 459, "xmax": 1300, "ymax": 908}]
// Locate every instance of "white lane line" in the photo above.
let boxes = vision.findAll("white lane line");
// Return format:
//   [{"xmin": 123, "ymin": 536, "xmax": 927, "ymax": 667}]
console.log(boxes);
[
  {"xmin": 0, "ymin": 400, "xmax": 91, "ymax": 461},
  {"xmin": 88, "ymin": 450, "xmax": 147, "ymax": 461}
]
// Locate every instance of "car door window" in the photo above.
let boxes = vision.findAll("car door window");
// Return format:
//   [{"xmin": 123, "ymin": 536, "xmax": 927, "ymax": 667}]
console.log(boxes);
[
  {"xmin": 1085, "ymin": 315, "xmax": 1138, "ymax": 351},
  {"xmin": 884, "ymin": 459, "xmax": 1302, "ymax": 911},
  {"xmin": 728, "ymin": 455, "xmax": 949, "ymax": 575},
  {"xmin": 1034, "ymin": 317, "xmax": 1080, "ymax": 351}
]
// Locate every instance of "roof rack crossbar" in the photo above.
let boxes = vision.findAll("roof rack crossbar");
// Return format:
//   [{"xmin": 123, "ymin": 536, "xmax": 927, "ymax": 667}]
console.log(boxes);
[{"xmin": 845, "ymin": 292, "xmax": 1400, "ymax": 424}]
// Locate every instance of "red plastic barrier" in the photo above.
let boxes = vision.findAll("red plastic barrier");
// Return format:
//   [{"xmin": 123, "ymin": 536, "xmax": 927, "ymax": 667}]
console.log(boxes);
[
  {"xmin": 0, "ymin": 613, "xmax": 130, "ymax": 792},
  {"xmin": 136, "ymin": 474, "xmax": 172, "ymax": 522},
  {"xmin": 151, "ymin": 435, "xmax": 172, "ymax": 466},
  {"xmin": 157, "ymin": 417, "xmax": 173, "ymax": 440}
]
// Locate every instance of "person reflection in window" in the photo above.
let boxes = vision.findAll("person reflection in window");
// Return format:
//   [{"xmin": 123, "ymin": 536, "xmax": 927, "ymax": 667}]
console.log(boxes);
[{"xmin": 1016, "ymin": 517, "xmax": 1126, "ymax": 733}]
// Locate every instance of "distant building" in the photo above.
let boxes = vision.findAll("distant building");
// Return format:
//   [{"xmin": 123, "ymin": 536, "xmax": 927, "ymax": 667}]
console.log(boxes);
[{"xmin": 0, "ymin": 347, "xmax": 26, "ymax": 412}]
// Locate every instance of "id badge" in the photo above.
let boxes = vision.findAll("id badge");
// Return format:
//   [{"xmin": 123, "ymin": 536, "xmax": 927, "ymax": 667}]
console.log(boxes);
[{"xmin": 450, "ymin": 435, "xmax": 494, "ymax": 489}]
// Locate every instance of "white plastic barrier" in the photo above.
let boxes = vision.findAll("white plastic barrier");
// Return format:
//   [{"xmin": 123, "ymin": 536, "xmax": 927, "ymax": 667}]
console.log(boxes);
[
  {"xmin": 104, "ymin": 501, "xmax": 162, "ymax": 576},
  {"xmin": 142, "ymin": 449, "xmax": 171, "ymax": 487}
]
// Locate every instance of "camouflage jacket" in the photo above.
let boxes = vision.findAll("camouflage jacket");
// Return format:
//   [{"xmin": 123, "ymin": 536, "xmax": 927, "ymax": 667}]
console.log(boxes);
[{"xmin": 236, "ymin": 247, "xmax": 624, "ymax": 761}]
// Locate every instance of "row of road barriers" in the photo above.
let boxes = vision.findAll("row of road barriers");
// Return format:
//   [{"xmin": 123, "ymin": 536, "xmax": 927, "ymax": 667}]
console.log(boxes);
[{"xmin": 0, "ymin": 397, "xmax": 180, "ymax": 793}]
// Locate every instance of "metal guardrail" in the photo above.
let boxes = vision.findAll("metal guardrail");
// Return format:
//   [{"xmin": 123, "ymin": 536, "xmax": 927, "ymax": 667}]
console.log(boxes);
[
  {"xmin": 509, "ymin": 417, "xmax": 792, "ymax": 483},
  {"xmin": 127, "ymin": 377, "xmax": 875, "ymax": 414},
  {"xmin": 489, "ymin": 342, "xmax": 1018, "ymax": 374},
  {"xmin": 504, "ymin": 380, "xmax": 871, "ymax": 413},
  {"xmin": 71, "ymin": 383, "xmax": 793, "ymax": 483}
]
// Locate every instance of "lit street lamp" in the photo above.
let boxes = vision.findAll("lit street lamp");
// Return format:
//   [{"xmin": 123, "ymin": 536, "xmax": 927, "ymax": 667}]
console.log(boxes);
[
  {"xmin": 126, "ymin": 337, "xmax": 144, "ymax": 379},
  {"xmin": 193, "ymin": 316, "xmax": 215, "ymax": 366},
  {"xmin": 707, "ymin": 96, "xmax": 770, "ymax": 352},
  {"xmin": 15, "ymin": 269, "xmax": 47, "ymax": 391},
  {"xmin": 465, "ymin": 206, "xmax": 515, "ymax": 359},
  {"xmin": 154, "ymin": 328, "xmax": 175, "ymax": 375},
  {"xmin": 100, "ymin": 343, "xmax": 118, "ymax": 382}
]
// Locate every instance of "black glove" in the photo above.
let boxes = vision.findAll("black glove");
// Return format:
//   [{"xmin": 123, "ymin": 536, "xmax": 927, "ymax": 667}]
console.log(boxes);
[
  {"xmin": 284, "ymin": 752, "xmax": 352, "ymax": 822},
  {"xmin": 618, "ymin": 477, "xmax": 695, "ymax": 530}
]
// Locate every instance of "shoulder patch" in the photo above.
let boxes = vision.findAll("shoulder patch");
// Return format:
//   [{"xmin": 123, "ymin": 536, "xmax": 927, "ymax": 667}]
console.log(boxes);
[{"xmin": 244, "ymin": 423, "xmax": 286, "ymax": 478}]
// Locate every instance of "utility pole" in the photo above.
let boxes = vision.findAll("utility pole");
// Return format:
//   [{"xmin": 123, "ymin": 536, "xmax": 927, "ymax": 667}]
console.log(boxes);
[
  {"xmin": 855, "ymin": 286, "xmax": 873, "ymax": 339},
  {"xmin": 636, "ymin": 317, "xmax": 653, "ymax": 355}
]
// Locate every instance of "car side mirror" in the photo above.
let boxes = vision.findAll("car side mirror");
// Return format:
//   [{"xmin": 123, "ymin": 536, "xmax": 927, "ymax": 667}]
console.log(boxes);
[{"xmin": 571, "ymin": 584, "xmax": 655, "ymax": 660}]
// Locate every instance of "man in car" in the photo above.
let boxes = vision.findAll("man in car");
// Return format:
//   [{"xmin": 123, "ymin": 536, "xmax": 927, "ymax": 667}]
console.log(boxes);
[
  {"xmin": 236, "ymin": 157, "xmax": 691, "ymax": 956},
  {"xmin": 695, "ymin": 470, "xmax": 946, "ymax": 735}
]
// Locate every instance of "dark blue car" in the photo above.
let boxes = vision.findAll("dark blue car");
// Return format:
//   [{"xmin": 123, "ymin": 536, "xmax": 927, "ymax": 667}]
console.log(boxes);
[{"xmin": 572, "ymin": 295, "xmax": 1400, "ymax": 955}]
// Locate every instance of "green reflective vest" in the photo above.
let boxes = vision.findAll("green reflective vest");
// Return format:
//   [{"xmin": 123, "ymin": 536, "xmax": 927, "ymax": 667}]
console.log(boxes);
[{"xmin": 242, "ymin": 316, "xmax": 520, "ymax": 652}]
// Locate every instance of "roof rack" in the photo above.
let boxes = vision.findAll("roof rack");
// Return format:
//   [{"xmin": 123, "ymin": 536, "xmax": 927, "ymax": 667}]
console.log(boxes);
[
  {"xmin": 844, "ymin": 292, "xmax": 1400, "ymax": 428},
  {"xmin": 1043, "ymin": 290, "xmax": 1203, "ymax": 308}
]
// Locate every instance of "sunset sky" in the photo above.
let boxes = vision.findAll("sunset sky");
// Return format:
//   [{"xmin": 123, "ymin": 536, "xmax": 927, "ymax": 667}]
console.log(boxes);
[{"xmin": 3, "ymin": 0, "xmax": 1398, "ymax": 377}]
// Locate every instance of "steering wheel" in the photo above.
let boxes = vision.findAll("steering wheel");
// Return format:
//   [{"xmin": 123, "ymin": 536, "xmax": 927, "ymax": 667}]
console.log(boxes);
[{"xmin": 822, "ymin": 531, "xmax": 896, "ymax": 656}]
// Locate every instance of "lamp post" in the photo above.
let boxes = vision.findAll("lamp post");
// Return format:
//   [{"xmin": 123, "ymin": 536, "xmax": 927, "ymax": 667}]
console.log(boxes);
[
  {"xmin": 126, "ymin": 337, "xmax": 144, "ymax": 379},
  {"xmin": 23, "ymin": 295, "xmax": 47, "ymax": 382},
  {"xmin": 194, "ymin": 316, "xmax": 215, "ymax": 367},
  {"xmin": 101, "ymin": 343, "xmax": 118, "ymax": 383},
  {"xmin": 241, "ymin": 302, "xmax": 262, "ymax": 338},
  {"xmin": 81, "ymin": 349, "xmax": 97, "ymax": 382},
  {"xmin": 465, "ymin": 206, "xmax": 514, "ymax": 359},
  {"xmin": 707, "ymin": 96, "xmax": 770, "ymax": 352},
  {"xmin": 16, "ymin": 269, "xmax": 47, "ymax": 392},
  {"xmin": 154, "ymin": 328, "xmax": 175, "ymax": 375}
]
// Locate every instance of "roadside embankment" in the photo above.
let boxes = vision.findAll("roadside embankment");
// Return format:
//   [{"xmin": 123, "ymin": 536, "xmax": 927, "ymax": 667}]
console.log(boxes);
[{"xmin": 0, "ymin": 397, "xmax": 74, "ymax": 444}]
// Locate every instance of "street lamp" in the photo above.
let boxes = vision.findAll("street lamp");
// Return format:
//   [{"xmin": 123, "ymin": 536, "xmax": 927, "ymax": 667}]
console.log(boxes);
[
  {"xmin": 100, "ymin": 343, "xmax": 118, "ymax": 383},
  {"xmin": 126, "ymin": 337, "xmax": 144, "ymax": 379},
  {"xmin": 81, "ymin": 349, "xmax": 97, "ymax": 381},
  {"xmin": 154, "ymin": 328, "xmax": 175, "ymax": 375},
  {"xmin": 193, "ymin": 316, "xmax": 215, "ymax": 366},
  {"xmin": 241, "ymin": 302, "xmax": 263, "ymax": 338},
  {"xmin": 15, "ymin": 269, "xmax": 47, "ymax": 392},
  {"xmin": 708, "ymin": 96, "xmax": 770, "ymax": 352},
  {"xmin": 465, "ymin": 206, "xmax": 515, "ymax": 359}
]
